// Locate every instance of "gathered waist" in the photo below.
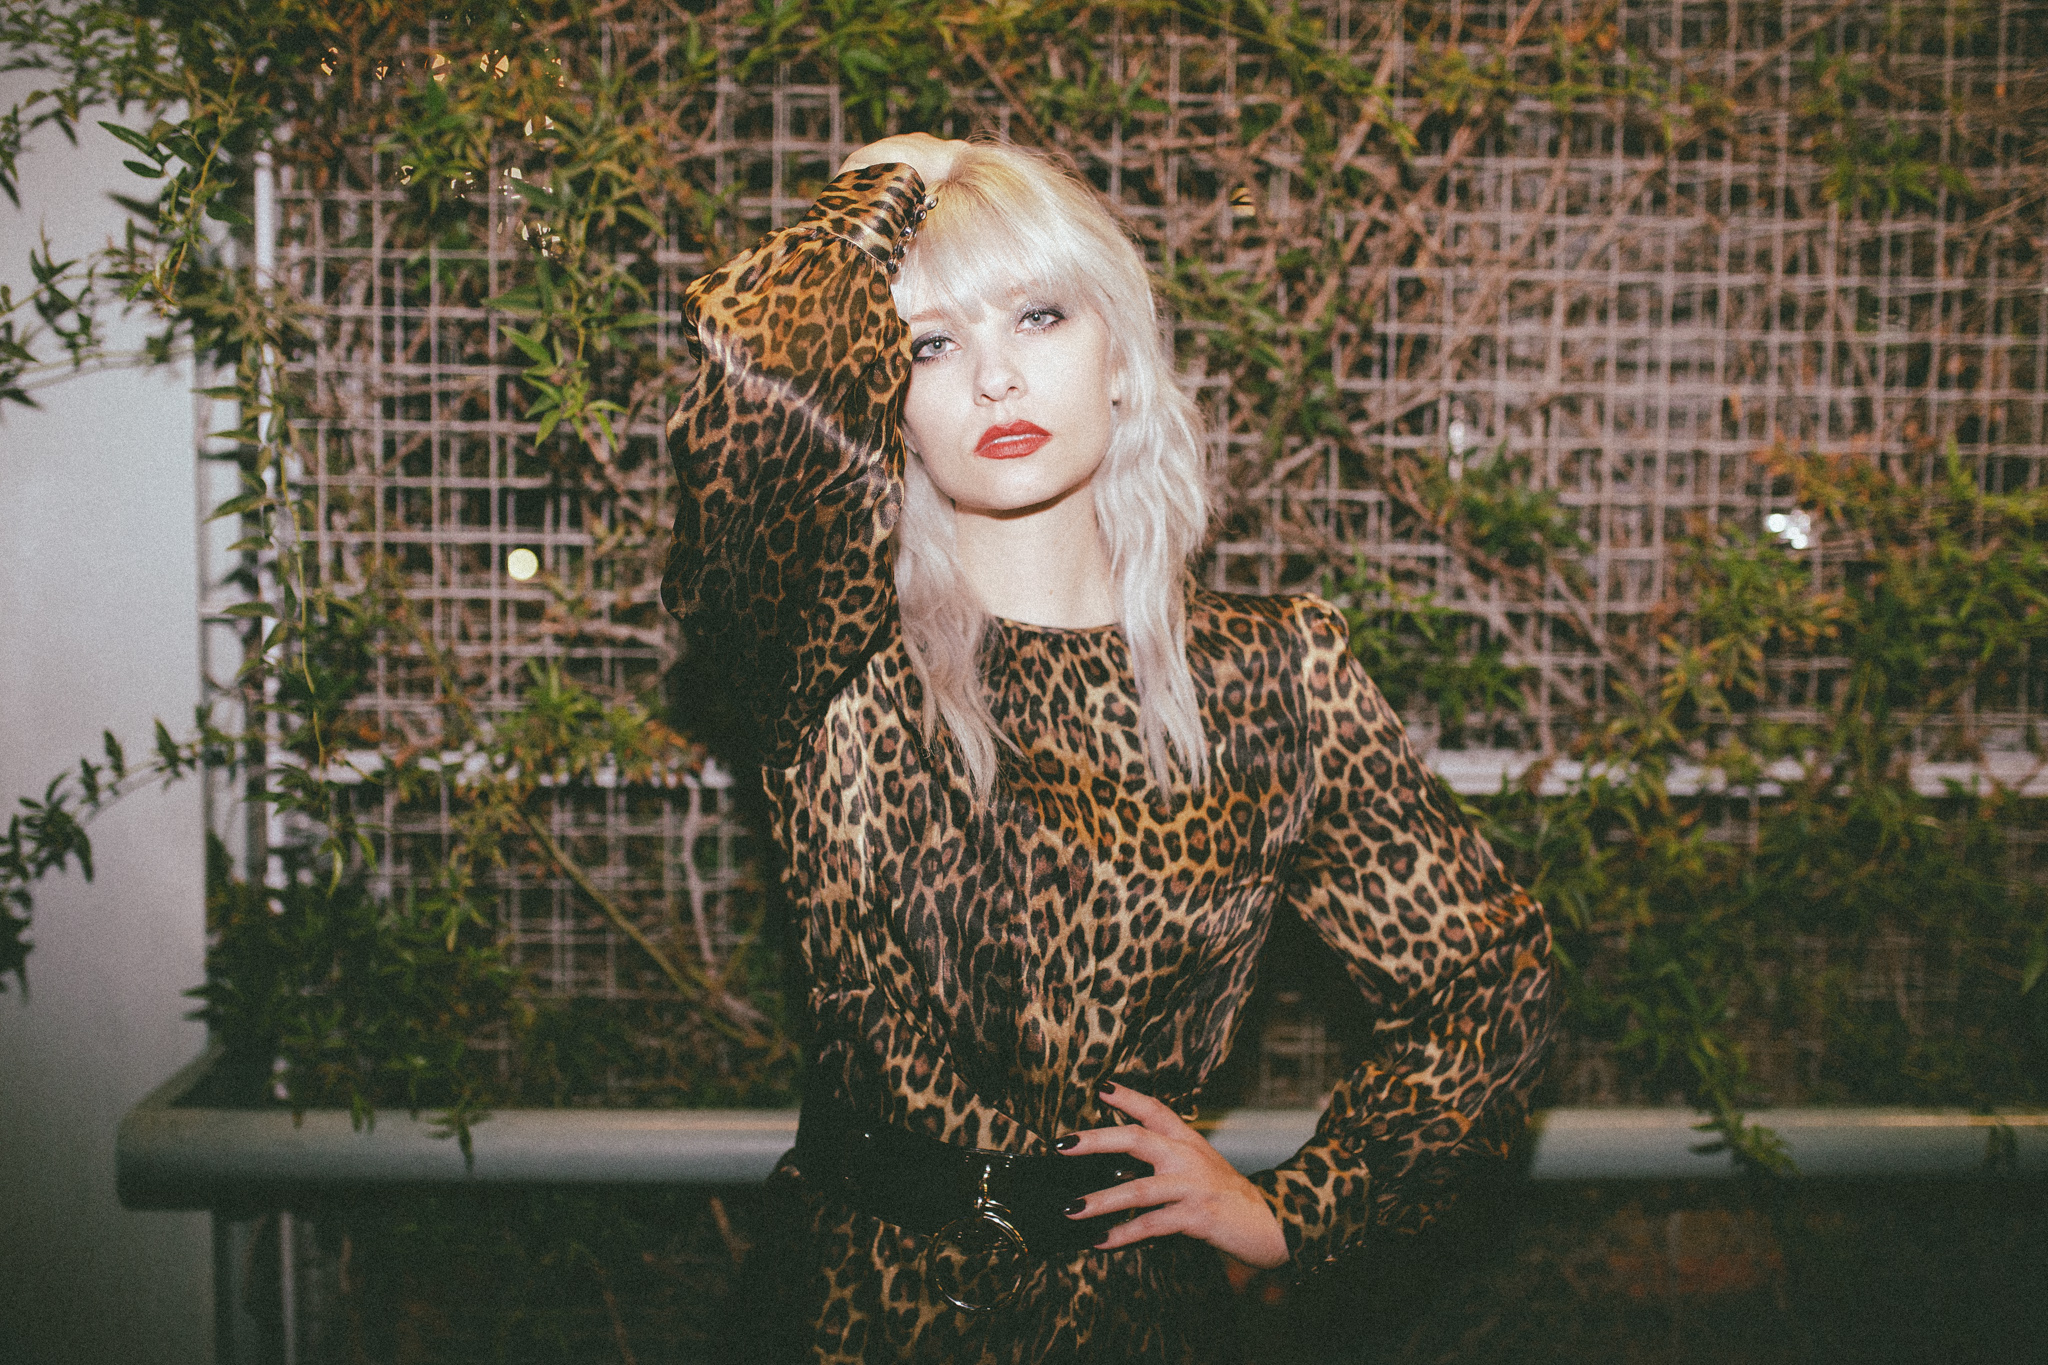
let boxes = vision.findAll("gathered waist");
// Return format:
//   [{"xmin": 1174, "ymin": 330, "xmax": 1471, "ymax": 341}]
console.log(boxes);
[{"xmin": 792, "ymin": 1097, "xmax": 1152, "ymax": 1261}]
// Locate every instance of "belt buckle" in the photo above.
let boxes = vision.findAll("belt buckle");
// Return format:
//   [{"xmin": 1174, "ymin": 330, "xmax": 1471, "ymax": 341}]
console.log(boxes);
[{"xmin": 924, "ymin": 1165, "xmax": 1029, "ymax": 1313}]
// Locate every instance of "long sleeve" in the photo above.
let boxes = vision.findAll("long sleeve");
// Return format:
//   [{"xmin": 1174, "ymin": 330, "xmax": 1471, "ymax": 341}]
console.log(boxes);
[
  {"xmin": 1252, "ymin": 598, "xmax": 1559, "ymax": 1268},
  {"xmin": 661, "ymin": 165, "xmax": 930, "ymax": 767}
]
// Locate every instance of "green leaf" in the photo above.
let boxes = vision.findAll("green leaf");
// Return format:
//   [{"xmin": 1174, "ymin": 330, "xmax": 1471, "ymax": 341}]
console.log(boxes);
[
  {"xmin": 97, "ymin": 120, "xmax": 160, "ymax": 155},
  {"xmin": 510, "ymin": 179, "xmax": 557, "ymax": 208},
  {"xmin": 153, "ymin": 720, "xmax": 179, "ymax": 773},
  {"xmin": 506, "ymin": 326, "xmax": 551, "ymax": 365},
  {"xmin": 491, "ymin": 284, "xmax": 545, "ymax": 317},
  {"xmin": 210, "ymin": 489, "xmax": 272, "ymax": 520}
]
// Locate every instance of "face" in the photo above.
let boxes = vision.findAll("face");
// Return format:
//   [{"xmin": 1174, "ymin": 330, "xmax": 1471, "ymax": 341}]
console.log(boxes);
[{"xmin": 898, "ymin": 288, "xmax": 1120, "ymax": 518}]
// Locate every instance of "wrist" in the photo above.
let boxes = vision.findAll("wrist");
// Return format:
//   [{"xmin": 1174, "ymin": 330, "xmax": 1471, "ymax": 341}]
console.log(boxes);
[
  {"xmin": 800, "ymin": 164, "xmax": 932, "ymax": 275},
  {"xmin": 1238, "ymin": 1198, "xmax": 1290, "ymax": 1270}
]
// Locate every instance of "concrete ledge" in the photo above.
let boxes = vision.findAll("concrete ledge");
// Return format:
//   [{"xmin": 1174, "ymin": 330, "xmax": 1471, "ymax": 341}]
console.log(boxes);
[
  {"xmin": 118, "ymin": 1049, "xmax": 2048, "ymax": 1210},
  {"xmin": 1526, "ymin": 1107, "xmax": 2048, "ymax": 1180},
  {"xmin": 1422, "ymin": 748, "xmax": 2048, "ymax": 798}
]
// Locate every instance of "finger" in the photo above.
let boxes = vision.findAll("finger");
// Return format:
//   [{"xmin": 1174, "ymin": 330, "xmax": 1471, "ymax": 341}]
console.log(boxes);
[
  {"xmin": 1092, "ymin": 1205, "xmax": 1190, "ymax": 1251},
  {"xmin": 839, "ymin": 135, "xmax": 936, "ymax": 176},
  {"xmin": 1063, "ymin": 1174, "xmax": 1177, "ymax": 1219},
  {"xmin": 1096, "ymin": 1083, "xmax": 1190, "ymax": 1135},
  {"xmin": 1053, "ymin": 1123, "xmax": 1171, "ymax": 1166}
]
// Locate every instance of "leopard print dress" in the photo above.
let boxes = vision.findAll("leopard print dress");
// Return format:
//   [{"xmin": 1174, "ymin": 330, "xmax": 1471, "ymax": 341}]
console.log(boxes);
[{"xmin": 663, "ymin": 164, "xmax": 1558, "ymax": 1364}]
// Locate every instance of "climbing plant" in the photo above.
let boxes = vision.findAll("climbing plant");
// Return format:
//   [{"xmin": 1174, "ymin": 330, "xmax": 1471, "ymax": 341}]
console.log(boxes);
[
  {"xmin": 1, "ymin": 0, "xmax": 2044, "ymax": 1172},
  {"xmin": 1396, "ymin": 446, "xmax": 2048, "ymax": 1167}
]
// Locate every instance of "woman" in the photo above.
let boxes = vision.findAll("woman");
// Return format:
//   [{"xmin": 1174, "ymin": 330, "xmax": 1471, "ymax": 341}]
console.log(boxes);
[{"xmin": 663, "ymin": 133, "xmax": 1556, "ymax": 1363}]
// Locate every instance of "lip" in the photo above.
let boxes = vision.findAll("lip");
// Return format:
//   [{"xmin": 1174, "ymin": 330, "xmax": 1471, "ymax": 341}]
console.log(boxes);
[{"xmin": 974, "ymin": 420, "xmax": 1051, "ymax": 460}]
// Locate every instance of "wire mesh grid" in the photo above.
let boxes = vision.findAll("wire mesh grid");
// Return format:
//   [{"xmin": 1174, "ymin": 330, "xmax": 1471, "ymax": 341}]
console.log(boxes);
[
  {"xmin": 1195, "ymin": 0, "xmax": 2048, "ymax": 760},
  {"xmin": 272, "ymin": 130, "xmax": 754, "ymax": 1005},
  {"xmin": 230, "ymin": 0, "xmax": 2046, "ymax": 1102}
]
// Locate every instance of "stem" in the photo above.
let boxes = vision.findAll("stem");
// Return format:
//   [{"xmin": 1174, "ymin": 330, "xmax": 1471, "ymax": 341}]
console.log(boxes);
[{"xmin": 516, "ymin": 807, "xmax": 769, "ymax": 1048}]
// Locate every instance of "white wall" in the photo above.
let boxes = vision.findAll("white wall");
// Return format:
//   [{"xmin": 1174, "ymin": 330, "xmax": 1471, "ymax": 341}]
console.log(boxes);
[{"xmin": 0, "ymin": 72, "xmax": 213, "ymax": 1364}]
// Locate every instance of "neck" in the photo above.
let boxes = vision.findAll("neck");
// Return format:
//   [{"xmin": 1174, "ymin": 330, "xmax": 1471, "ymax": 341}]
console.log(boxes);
[{"xmin": 952, "ymin": 483, "xmax": 1116, "ymax": 628}]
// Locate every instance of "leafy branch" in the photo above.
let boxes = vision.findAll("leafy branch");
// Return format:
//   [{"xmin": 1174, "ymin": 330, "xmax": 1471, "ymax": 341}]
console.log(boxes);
[{"xmin": 2, "ymin": 715, "xmax": 233, "ymax": 993}]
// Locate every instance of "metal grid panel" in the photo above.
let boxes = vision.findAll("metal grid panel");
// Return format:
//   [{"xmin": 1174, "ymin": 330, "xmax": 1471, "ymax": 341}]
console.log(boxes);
[
  {"xmin": 248, "ymin": 2, "xmax": 2046, "ymax": 1103},
  {"xmin": 287, "ymin": 146, "xmax": 676, "ymax": 720},
  {"xmin": 275, "ymin": 127, "xmax": 747, "ymax": 1002},
  {"xmin": 1192, "ymin": 0, "xmax": 2048, "ymax": 758}
]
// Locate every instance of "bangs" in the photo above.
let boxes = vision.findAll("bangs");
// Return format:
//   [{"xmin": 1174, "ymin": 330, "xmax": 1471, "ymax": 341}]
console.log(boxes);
[{"xmin": 892, "ymin": 151, "xmax": 1129, "ymax": 325}]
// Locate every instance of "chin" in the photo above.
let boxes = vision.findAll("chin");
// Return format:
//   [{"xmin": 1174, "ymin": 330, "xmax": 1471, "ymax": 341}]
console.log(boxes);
[
  {"xmin": 920, "ymin": 445, "xmax": 1107, "ymax": 518},
  {"xmin": 955, "ymin": 477, "xmax": 1093, "ymax": 517}
]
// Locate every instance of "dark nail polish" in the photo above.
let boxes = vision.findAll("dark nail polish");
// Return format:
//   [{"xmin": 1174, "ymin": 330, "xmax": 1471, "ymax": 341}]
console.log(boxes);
[
  {"xmin": 1054, "ymin": 1134, "xmax": 1078, "ymax": 1151},
  {"xmin": 1061, "ymin": 1199, "xmax": 1086, "ymax": 1217},
  {"xmin": 1097, "ymin": 1080, "xmax": 1117, "ymax": 1096}
]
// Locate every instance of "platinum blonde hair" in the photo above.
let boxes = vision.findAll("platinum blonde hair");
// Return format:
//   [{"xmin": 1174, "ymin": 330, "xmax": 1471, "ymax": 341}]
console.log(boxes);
[{"xmin": 890, "ymin": 140, "xmax": 1210, "ymax": 800}]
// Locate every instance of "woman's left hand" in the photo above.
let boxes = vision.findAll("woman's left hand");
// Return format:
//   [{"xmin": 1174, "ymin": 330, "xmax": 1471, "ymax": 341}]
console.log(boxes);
[{"xmin": 1057, "ymin": 1082, "xmax": 1290, "ymax": 1270}]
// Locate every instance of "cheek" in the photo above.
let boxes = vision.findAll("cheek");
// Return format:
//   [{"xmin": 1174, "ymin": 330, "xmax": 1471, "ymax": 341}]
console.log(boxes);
[
  {"xmin": 1066, "ymin": 330, "xmax": 1117, "ymax": 424},
  {"xmin": 900, "ymin": 370, "xmax": 952, "ymax": 458},
  {"xmin": 1052, "ymin": 343, "xmax": 1117, "ymax": 446}
]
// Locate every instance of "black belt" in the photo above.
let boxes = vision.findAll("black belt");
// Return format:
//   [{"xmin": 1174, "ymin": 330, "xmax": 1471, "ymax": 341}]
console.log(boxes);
[{"xmin": 794, "ymin": 1101, "xmax": 1153, "ymax": 1311}]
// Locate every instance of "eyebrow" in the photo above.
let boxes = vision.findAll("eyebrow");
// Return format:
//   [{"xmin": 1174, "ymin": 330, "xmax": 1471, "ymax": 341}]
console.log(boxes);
[{"xmin": 900, "ymin": 292, "xmax": 1048, "ymax": 328}]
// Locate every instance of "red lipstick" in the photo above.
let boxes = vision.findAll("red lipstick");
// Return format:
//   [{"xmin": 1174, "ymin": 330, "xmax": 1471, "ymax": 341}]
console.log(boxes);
[{"xmin": 974, "ymin": 420, "xmax": 1051, "ymax": 459}]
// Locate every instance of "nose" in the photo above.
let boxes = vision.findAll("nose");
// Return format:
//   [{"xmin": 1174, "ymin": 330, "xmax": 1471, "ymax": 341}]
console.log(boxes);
[{"xmin": 973, "ymin": 339, "xmax": 1023, "ymax": 405}]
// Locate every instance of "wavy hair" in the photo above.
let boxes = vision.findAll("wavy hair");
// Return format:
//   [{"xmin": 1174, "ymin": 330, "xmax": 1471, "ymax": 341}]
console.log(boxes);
[{"xmin": 891, "ymin": 140, "xmax": 1210, "ymax": 800}]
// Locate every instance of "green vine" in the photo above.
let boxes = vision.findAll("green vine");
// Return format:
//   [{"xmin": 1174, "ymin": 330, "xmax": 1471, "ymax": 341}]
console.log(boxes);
[
  {"xmin": 1362, "ymin": 444, "xmax": 2048, "ymax": 1165},
  {"xmin": 3, "ymin": 0, "xmax": 2045, "ymax": 1163}
]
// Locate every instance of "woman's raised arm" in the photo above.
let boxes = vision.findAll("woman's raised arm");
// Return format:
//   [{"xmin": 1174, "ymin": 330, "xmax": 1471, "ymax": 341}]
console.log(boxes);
[{"xmin": 661, "ymin": 158, "xmax": 936, "ymax": 768}]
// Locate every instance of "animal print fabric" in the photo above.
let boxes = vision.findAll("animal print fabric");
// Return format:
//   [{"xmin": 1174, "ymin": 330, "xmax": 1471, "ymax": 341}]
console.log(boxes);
[{"xmin": 663, "ymin": 163, "xmax": 1558, "ymax": 1363}]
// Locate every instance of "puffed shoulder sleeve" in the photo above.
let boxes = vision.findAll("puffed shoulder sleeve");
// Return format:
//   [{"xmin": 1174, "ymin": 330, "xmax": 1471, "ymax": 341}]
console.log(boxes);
[
  {"xmin": 661, "ymin": 164, "xmax": 930, "ymax": 767},
  {"xmin": 1252, "ymin": 597, "xmax": 1559, "ymax": 1269}
]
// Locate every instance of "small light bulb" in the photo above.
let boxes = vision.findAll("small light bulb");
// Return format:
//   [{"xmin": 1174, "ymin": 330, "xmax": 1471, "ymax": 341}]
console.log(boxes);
[
  {"xmin": 1765, "ymin": 513, "xmax": 1788, "ymax": 534},
  {"xmin": 506, "ymin": 548, "xmax": 539, "ymax": 580}
]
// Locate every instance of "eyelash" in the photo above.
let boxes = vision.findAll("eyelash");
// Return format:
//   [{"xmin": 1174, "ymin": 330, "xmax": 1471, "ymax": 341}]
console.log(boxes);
[{"xmin": 909, "ymin": 304, "xmax": 1067, "ymax": 364}]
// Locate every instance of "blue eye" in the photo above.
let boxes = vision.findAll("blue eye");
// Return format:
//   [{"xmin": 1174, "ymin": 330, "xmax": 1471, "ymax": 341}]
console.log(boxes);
[
  {"xmin": 911, "ymin": 333, "xmax": 952, "ymax": 362},
  {"xmin": 1020, "ymin": 306, "xmax": 1065, "ymax": 330}
]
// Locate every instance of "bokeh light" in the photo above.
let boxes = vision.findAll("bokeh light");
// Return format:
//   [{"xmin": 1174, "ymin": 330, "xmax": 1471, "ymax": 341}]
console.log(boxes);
[
  {"xmin": 506, "ymin": 547, "xmax": 539, "ymax": 580},
  {"xmin": 1765, "ymin": 510, "xmax": 1812, "ymax": 551}
]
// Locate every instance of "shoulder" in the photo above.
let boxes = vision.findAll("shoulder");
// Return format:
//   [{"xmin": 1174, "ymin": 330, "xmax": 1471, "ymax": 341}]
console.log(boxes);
[{"xmin": 1186, "ymin": 586, "xmax": 1351, "ymax": 663}]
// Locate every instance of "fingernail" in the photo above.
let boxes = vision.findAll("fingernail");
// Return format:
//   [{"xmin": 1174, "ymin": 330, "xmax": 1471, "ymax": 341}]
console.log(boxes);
[
  {"xmin": 1061, "ymin": 1198, "xmax": 1086, "ymax": 1217},
  {"xmin": 1054, "ymin": 1134, "xmax": 1078, "ymax": 1151},
  {"xmin": 1097, "ymin": 1080, "xmax": 1117, "ymax": 1096}
]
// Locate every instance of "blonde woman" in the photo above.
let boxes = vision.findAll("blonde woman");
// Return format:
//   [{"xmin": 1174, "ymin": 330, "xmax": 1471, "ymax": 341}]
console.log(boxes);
[{"xmin": 663, "ymin": 133, "xmax": 1556, "ymax": 1363}]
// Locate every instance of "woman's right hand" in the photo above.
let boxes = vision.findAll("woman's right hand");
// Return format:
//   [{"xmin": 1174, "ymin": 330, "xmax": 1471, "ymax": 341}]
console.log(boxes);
[{"xmin": 838, "ymin": 133, "xmax": 966, "ymax": 189}]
